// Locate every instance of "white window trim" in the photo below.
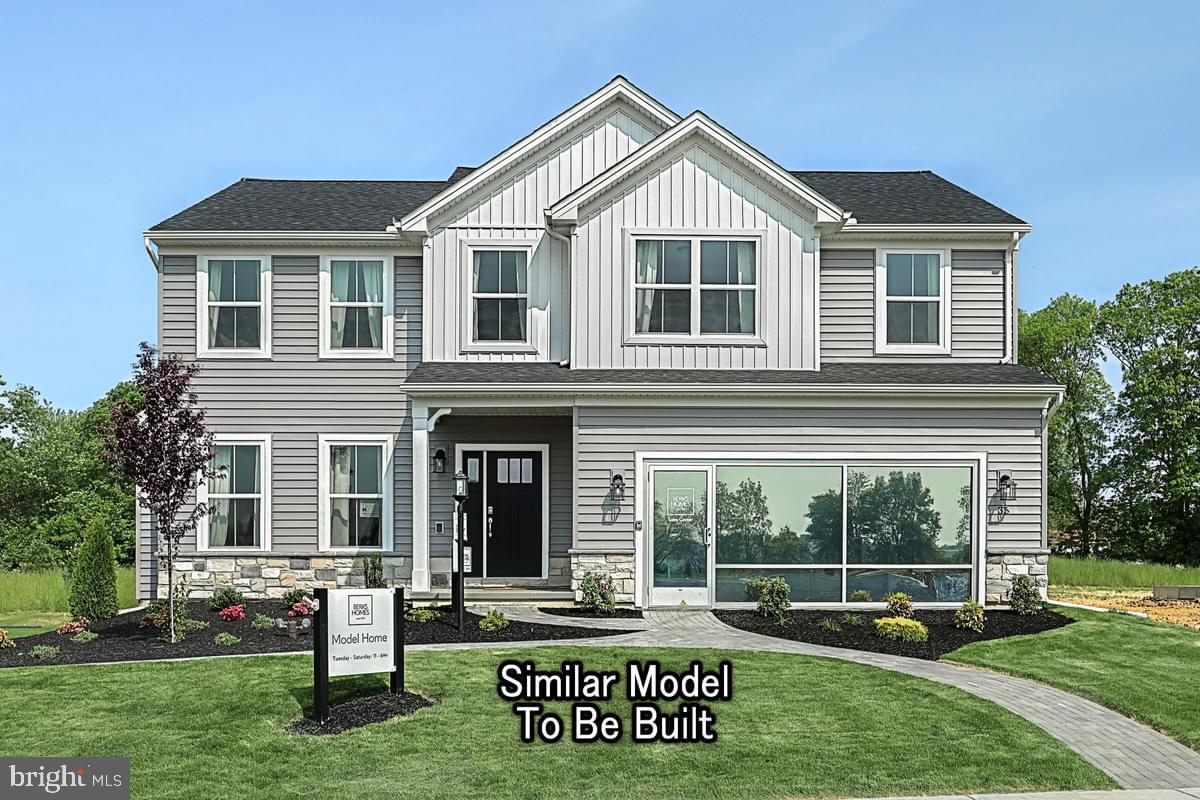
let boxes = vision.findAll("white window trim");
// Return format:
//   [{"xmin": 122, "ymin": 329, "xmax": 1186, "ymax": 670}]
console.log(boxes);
[
  {"xmin": 623, "ymin": 228, "xmax": 766, "ymax": 346},
  {"xmin": 874, "ymin": 248, "xmax": 952, "ymax": 355},
  {"xmin": 196, "ymin": 434, "xmax": 272, "ymax": 553},
  {"xmin": 459, "ymin": 239, "xmax": 538, "ymax": 355},
  {"xmin": 318, "ymin": 434, "xmax": 394, "ymax": 553},
  {"xmin": 196, "ymin": 254, "xmax": 272, "ymax": 359},
  {"xmin": 318, "ymin": 255, "xmax": 395, "ymax": 359}
]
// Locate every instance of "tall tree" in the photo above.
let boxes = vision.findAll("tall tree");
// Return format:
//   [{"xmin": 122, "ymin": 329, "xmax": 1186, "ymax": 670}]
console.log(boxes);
[
  {"xmin": 1019, "ymin": 295, "xmax": 1115, "ymax": 555},
  {"xmin": 103, "ymin": 343, "xmax": 215, "ymax": 642},
  {"xmin": 1099, "ymin": 268, "xmax": 1200, "ymax": 564}
]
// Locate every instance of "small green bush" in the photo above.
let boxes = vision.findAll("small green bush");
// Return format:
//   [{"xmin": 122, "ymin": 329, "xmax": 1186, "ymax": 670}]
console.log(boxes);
[
  {"xmin": 405, "ymin": 607, "xmax": 439, "ymax": 623},
  {"xmin": 280, "ymin": 589, "xmax": 307, "ymax": 609},
  {"xmin": 251, "ymin": 614, "xmax": 275, "ymax": 630},
  {"xmin": 29, "ymin": 644, "xmax": 60, "ymax": 660},
  {"xmin": 364, "ymin": 553, "xmax": 385, "ymax": 588},
  {"xmin": 208, "ymin": 587, "xmax": 245, "ymax": 611},
  {"xmin": 180, "ymin": 618, "xmax": 209, "ymax": 632},
  {"xmin": 884, "ymin": 592, "xmax": 914, "ymax": 619},
  {"xmin": 849, "ymin": 589, "xmax": 873, "ymax": 602},
  {"xmin": 140, "ymin": 584, "xmax": 189, "ymax": 639},
  {"xmin": 69, "ymin": 517, "xmax": 119, "ymax": 621},
  {"xmin": 841, "ymin": 612, "xmax": 863, "ymax": 627},
  {"xmin": 745, "ymin": 575, "xmax": 791, "ymax": 625},
  {"xmin": 0, "ymin": 629, "xmax": 14, "ymax": 649},
  {"xmin": 954, "ymin": 600, "xmax": 986, "ymax": 632},
  {"xmin": 578, "ymin": 571, "xmax": 617, "ymax": 614},
  {"xmin": 818, "ymin": 617, "xmax": 841, "ymax": 633},
  {"xmin": 874, "ymin": 616, "xmax": 928, "ymax": 642},
  {"xmin": 1009, "ymin": 575, "xmax": 1042, "ymax": 615},
  {"xmin": 478, "ymin": 610, "xmax": 509, "ymax": 631},
  {"xmin": 70, "ymin": 630, "xmax": 99, "ymax": 644},
  {"xmin": 213, "ymin": 632, "xmax": 241, "ymax": 646}
]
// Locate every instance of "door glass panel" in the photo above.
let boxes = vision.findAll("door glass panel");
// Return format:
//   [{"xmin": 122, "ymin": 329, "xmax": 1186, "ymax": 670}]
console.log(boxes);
[
  {"xmin": 652, "ymin": 470, "xmax": 708, "ymax": 589},
  {"xmin": 496, "ymin": 458, "xmax": 509, "ymax": 484}
]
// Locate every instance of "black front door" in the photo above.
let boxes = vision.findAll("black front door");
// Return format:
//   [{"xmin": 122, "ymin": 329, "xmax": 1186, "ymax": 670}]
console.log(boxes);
[{"xmin": 463, "ymin": 449, "xmax": 543, "ymax": 578}]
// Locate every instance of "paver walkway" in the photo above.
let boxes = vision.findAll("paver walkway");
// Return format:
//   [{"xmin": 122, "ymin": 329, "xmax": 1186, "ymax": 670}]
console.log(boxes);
[{"xmin": 463, "ymin": 606, "xmax": 1200, "ymax": 790}]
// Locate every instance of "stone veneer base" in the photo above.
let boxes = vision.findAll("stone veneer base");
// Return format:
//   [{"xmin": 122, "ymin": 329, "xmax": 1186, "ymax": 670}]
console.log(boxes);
[
  {"xmin": 985, "ymin": 552, "xmax": 1049, "ymax": 605},
  {"xmin": 160, "ymin": 556, "xmax": 411, "ymax": 599},
  {"xmin": 571, "ymin": 552, "xmax": 636, "ymax": 604}
]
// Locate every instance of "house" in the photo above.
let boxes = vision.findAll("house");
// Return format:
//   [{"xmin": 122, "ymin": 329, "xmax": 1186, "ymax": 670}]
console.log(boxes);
[{"xmin": 139, "ymin": 76, "xmax": 1058, "ymax": 608}]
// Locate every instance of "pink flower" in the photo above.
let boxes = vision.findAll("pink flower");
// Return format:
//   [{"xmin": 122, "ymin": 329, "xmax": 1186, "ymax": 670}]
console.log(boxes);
[
  {"xmin": 219, "ymin": 604, "xmax": 246, "ymax": 621},
  {"xmin": 287, "ymin": 601, "xmax": 313, "ymax": 618}
]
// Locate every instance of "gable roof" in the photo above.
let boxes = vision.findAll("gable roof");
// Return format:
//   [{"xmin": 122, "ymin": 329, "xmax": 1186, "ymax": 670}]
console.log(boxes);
[
  {"xmin": 794, "ymin": 171, "xmax": 1025, "ymax": 226},
  {"xmin": 397, "ymin": 76, "xmax": 680, "ymax": 233},
  {"xmin": 548, "ymin": 111, "xmax": 845, "ymax": 225}
]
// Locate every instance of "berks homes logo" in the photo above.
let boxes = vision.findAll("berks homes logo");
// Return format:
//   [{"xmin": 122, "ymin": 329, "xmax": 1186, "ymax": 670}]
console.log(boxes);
[
  {"xmin": 348, "ymin": 594, "xmax": 373, "ymax": 626},
  {"xmin": 3, "ymin": 758, "xmax": 129, "ymax": 798}
]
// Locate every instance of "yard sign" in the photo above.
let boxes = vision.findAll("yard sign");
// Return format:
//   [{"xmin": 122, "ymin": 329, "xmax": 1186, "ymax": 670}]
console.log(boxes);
[{"xmin": 313, "ymin": 587, "xmax": 404, "ymax": 723}]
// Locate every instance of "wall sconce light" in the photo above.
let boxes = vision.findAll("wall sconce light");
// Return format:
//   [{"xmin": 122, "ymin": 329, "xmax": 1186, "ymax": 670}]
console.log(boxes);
[
  {"xmin": 998, "ymin": 470, "xmax": 1018, "ymax": 501},
  {"xmin": 609, "ymin": 471, "xmax": 626, "ymax": 500},
  {"xmin": 432, "ymin": 449, "xmax": 446, "ymax": 474}
]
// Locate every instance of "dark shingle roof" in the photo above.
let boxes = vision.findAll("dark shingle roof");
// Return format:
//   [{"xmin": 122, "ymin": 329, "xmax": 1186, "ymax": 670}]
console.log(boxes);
[
  {"xmin": 150, "ymin": 168, "xmax": 1024, "ymax": 232},
  {"xmin": 792, "ymin": 171, "xmax": 1025, "ymax": 226},
  {"xmin": 407, "ymin": 361, "xmax": 1055, "ymax": 387}
]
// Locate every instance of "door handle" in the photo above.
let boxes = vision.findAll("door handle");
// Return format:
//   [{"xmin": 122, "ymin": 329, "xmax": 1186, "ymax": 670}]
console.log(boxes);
[
  {"xmin": 487, "ymin": 506, "xmax": 494, "ymax": 538},
  {"xmin": 705, "ymin": 527, "xmax": 712, "ymax": 546}
]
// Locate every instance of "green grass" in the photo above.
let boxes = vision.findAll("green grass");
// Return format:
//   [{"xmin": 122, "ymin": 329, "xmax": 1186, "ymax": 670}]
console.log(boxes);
[
  {"xmin": 949, "ymin": 606, "xmax": 1200, "ymax": 751},
  {"xmin": 0, "ymin": 567, "xmax": 136, "ymax": 613},
  {"xmin": 0, "ymin": 610, "xmax": 71, "ymax": 638},
  {"xmin": 0, "ymin": 647, "xmax": 1110, "ymax": 799},
  {"xmin": 1050, "ymin": 555, "xmax": 1200, "ymax": 588}
]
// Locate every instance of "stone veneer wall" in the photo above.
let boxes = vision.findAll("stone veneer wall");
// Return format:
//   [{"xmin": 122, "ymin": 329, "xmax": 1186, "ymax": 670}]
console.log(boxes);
[
  {"xmin": 162, "ymin": 556, "xmax": 410, "ymax": 599},
  {"xmin": 985, "ymin": 552, "xmax": 1049, "ymax": 605},
  {"xmin": 571, "ymin": 552, "xmax": 635, "ymax": 604}
]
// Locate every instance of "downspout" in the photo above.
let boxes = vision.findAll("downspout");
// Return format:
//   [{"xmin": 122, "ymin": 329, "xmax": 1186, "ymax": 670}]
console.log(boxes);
[
  {"xmin": 1005, "ymin": 231, "xmax": 1024, "ymax": 363},
  {"xmin": 545, "ymin": 212, "xmax": 573, "ymax": 367}
]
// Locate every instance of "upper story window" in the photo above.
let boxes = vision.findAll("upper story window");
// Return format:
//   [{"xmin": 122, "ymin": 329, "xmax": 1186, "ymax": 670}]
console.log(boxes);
[
  {"xmin": 632, "ymin": 236, "xmax": 759, "ymax": 339},
  {"xmin": 198, "ymin": 435, "xmax": 271, "ymax": 551},
  {"xmin": 197, "ymin": 257, "xmax": 271, "ymax": 358},
  {"xmin": 875, "ymin": 250, "xmax": 950, "ymax": 354},
  {"xmin": 472, "ymin": 249, "xmax": 529, "ymax": 343},
  {"xmin": 320, "ymin": 257, "xmax": 393, "ymax": 358},
  {"xmin": 319, "ymin": 435, "xmax": 393, "ymax": 552}
]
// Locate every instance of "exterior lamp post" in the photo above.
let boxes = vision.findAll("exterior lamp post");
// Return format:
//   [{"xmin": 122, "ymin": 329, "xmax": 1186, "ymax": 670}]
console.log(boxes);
[{"xmin": 452, "ymin": 471, "xmax": 468, "ymax": 631}]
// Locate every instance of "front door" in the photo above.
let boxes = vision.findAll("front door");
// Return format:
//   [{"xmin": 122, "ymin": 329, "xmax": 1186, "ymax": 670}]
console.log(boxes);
[
  {"xmin": 461, "ymin": 448, "xmax": 544, "ymax": 578},
  {"xmin": 647, "ymin": 466, "xmax": 713, "ymax": 606}
]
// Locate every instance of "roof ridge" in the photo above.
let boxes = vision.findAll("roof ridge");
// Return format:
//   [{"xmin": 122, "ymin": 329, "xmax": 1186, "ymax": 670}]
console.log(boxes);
[{"xmin": 237, "ymin": 177, "xmax": 448, "ymax": 184}]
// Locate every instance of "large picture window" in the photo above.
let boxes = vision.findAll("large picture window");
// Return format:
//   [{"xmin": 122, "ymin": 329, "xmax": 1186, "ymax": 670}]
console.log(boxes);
[
  {"xmin": 632, "ymin": 236, "xmax": 758, "ymax": 338},
  {"xmin": 198, "ymin": 257, "xmax": 270, "ymax": 357},
  {"xmin": 875, "ymin": 250, "xmax": 950, "ymax": 354},
  {"xmin": 199, "ymin": 436, "xmax": 270, "ymax": 551}
]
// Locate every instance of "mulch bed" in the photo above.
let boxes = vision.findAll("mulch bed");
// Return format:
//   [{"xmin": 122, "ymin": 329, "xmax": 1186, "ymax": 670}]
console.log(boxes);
[
  {"xmin": 288, "ymin": 691, "xmax": 436, "ymax": 736},
  {"xmin": 714, "ymin": 608, "xmax": 1073, "ymax": 660},
  {"xmin": 0, "ymin": 601, "xmax": 632, "ymax": 669},
  {"xmin": 539, "ymin": 606, "xmax": 644, "ymax": 619}
]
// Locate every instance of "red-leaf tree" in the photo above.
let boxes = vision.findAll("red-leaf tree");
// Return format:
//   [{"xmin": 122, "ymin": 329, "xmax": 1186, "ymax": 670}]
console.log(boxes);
[{"xmin": 103, "ymin": 342, "xmax": 215, "ymax": 642}]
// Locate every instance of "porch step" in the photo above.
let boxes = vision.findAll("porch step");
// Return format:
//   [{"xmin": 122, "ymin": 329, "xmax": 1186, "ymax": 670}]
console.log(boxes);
[{"xmin": 412, "ymin": 587, "xmax": 575, "ymax": 604}]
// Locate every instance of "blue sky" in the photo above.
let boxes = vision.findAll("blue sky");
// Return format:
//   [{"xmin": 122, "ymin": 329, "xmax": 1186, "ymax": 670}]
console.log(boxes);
[{"xmin": 1, "ymin": 1, "xmax": 1197, "ymax": 409}]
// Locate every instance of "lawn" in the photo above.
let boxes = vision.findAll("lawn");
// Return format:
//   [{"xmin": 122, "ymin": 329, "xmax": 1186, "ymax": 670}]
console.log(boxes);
[
  {"xmin": 0, "ymin": 567, "xmax": 137, "ymax": 635},
  {"xmin": 1050, "ymin": 555, "xmax": 1200, "ymax": 588},
  {"xmin": 949, "ymin": 605, "xmax": 1200, "ymax": 751},
  {"xmin": 0, "ymin": 647, "xmax": 1110, "ymax": 799}
]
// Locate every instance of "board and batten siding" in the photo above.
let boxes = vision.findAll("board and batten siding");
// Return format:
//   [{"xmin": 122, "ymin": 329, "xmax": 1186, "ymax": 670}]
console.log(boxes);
[
  {"xmin": 572, "ymin": 143, "xmax": 819, "ymax": 370},
  {"xmin": 423, "ymin": 100, "xmax": 665, "ymax": 364},
  {"xmin": 573, "ymin": 405, "xmax": 1044, "ymax": 555},
  {"xmin": 819, "ymin": 248, "xmax": 1007, "ymax": 362},
  {"xmin": 136, "ymin": 253, "xmax": 420, "ymax": 596}
]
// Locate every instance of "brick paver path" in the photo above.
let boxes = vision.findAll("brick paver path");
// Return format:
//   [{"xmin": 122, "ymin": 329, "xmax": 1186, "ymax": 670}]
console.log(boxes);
[{"xmin": 457, "ymin": 606, "xmax": 1200, "ymax": 790}]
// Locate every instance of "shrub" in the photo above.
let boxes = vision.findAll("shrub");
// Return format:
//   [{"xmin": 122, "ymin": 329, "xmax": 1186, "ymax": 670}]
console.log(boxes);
[
  {"xmin": 954, "ymin": 600, "xmax": 986, "ymax": 633},
  {"xmin": 841, "ymin": 612, "xmax": 862, "ymax": 627},
  {"xmin": 364, "ymin": 553, "xmax": 385, "ymax": 588},
  {"xmin": 288, "ymin": 600, "xmax": 314, "ymax": 618},
  {"xmin": 218, "ymin": 604, "xmax": 246, "ymax": 621},
  {"xmin": 884, "ymin": 592, "xmax": 914, "ymax": 619},
  {"xmin": 70, "ymin": 630, "xmax": 99, "ymax": 644},
  {"xmin": 140, "ymin": 585, "xmax": 189, "ymax": 638},
  {"xmin": 405, "ymin": 607, "xmax": 439, "ymax": 624},
  {"xmin": 251, "ymin": 614, "xmax": 276, "ymax": 630},
  {"xmin": 745, "ymin": 575, "xmax": 791, "ymax": 625},
  {"xmin": 478, "ymin": 610, "xmax": 509, "ymax": 631},
  {"xmin": 29, "ymin": 644, "xmax": 60, "ymax": 660},
  {"xmin": 819, "ymin": 617, "xmax": 842, "ymax": 633},
  {"xmin": 179, "ymin": 618, "xmax": 209, "ymax": 632},
  {"xmin": 56, "ymin": 618, "xmax": 91, "ymax": 635},
  {"xmin": 1009, "ymin": 575, "xmax": 1042, "ymax": 615},
  {"xmin": 849, "ymin": 589, "xmax": 873, "ymax": 602},
  {"xmin": 208, "ymin": 587, "xmax": 245, "ymax": 611},
  {"xmin": 213, "ymin": 632, "xmax": 241, "ymax": 647},
  {"xmin": 874, "ymin": 616, "xmax": 929, "ymax": 642},
  {"xmin": 578, "ymin": 571, "xmax": 617, "ymax": 614},
  {"xmin": 0, "ymin": 629, "xmax": 13, "ymax": 649},
  {"xmin": 280, "ymin": 589, "xmax": 307, "ymax": 608},
  {"xmin": 69, "ymin": 517, "xmax": 119, "ymax": 621}
]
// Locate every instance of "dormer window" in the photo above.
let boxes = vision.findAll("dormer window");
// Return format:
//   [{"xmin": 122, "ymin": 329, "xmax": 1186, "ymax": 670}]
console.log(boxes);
[{"xmin": 875, "ymin": 249, "xmax": 951, "ymax": 354}]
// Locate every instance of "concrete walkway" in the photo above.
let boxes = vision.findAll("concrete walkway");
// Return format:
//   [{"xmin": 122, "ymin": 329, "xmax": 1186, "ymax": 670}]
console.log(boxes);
[
  {"xmin": 466, "ymin": 606, "xmax": 1200, "ymax": 791},
  {"xmin": 864, "ymin": 789, "xmax": 1200, "ymax": 800}
]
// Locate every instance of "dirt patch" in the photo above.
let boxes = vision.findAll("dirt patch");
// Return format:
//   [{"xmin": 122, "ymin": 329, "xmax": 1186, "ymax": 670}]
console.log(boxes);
[
  {"xmin": 1051, "ymin": 587, "xmax": 1200, "ymax": 630},
  {"xmin": 288, "ymin": 691, "xmax": 436, "ymax": 735}
]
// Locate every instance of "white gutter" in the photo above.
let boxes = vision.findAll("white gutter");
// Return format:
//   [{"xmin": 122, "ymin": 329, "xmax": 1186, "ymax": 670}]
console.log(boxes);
[
  {"xmin": 144, "ymin": 230, "xmax": 406, "ymax": 243},
  {"xmin": 406, "ymin": 382, "xmax": 1065, "ymax": 397},
  {"xmin": 143, "ymin": 235, "xmax": 160, "ymax": 271},
  {"xmin": 832, "ymin": 223, "xmax": 1031, "ymax": 235}
]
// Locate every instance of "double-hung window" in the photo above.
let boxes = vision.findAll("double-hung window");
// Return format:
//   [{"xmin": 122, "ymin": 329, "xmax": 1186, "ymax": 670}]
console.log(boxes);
[
  {"xmin": 471, "ymin": 249, "xmax": 529, "ymax": 343},
  {"xmin": 199, "ymin": 435, "xmax": 271, "ymax": 551},
  {"xmin": 320, "ymin": 257, "xmax": 393, "ymax": 358},
  {"xmin": 320, "ymin": 436, "xmax": 392, "ymax": 551},
  {"xmin": 198, "ymin": 257, "xmax": 271, "ymax": 357},
  {"xmin": 632, "ymin": 235, "xmax": 759, "ymax": 339},
  {"xmin": 876, "ymin": 250, "xmax": 950, "ymax": 353}
]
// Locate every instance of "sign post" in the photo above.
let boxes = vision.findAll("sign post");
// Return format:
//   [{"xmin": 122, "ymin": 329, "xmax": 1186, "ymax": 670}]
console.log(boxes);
[
  {"xmin": 452, "ymin": 471, "xmax": 468, "ymax": 631},
  {"xmin": 312, "ymin": 586, "xmax": 404, "ymax": 724}
]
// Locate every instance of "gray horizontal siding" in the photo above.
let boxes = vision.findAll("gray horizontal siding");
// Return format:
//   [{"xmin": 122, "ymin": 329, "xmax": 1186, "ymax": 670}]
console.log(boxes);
[
  {"xmin": 154, "ymin": 253, "xmax": 419, "ymax": 561},
  {"xmin": 574, "ymin": 405, "xmax": 1043, "ymax": 554},
  {"xmin": 819, "ymin": 248, "xmax": 1007, "ymax": 362}
]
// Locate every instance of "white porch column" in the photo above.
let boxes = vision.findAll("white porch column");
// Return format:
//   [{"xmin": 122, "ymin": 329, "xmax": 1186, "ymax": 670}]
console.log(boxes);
[{"xmin": 411, "ymin": 401, "xmax": 431, "ymax": 593}]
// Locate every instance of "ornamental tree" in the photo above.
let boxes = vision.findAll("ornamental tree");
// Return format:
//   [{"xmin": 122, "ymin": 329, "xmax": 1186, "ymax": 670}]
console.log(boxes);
[{"xmin": 103, "ymin": 343, "xmax": 215, "ymax": 642}]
